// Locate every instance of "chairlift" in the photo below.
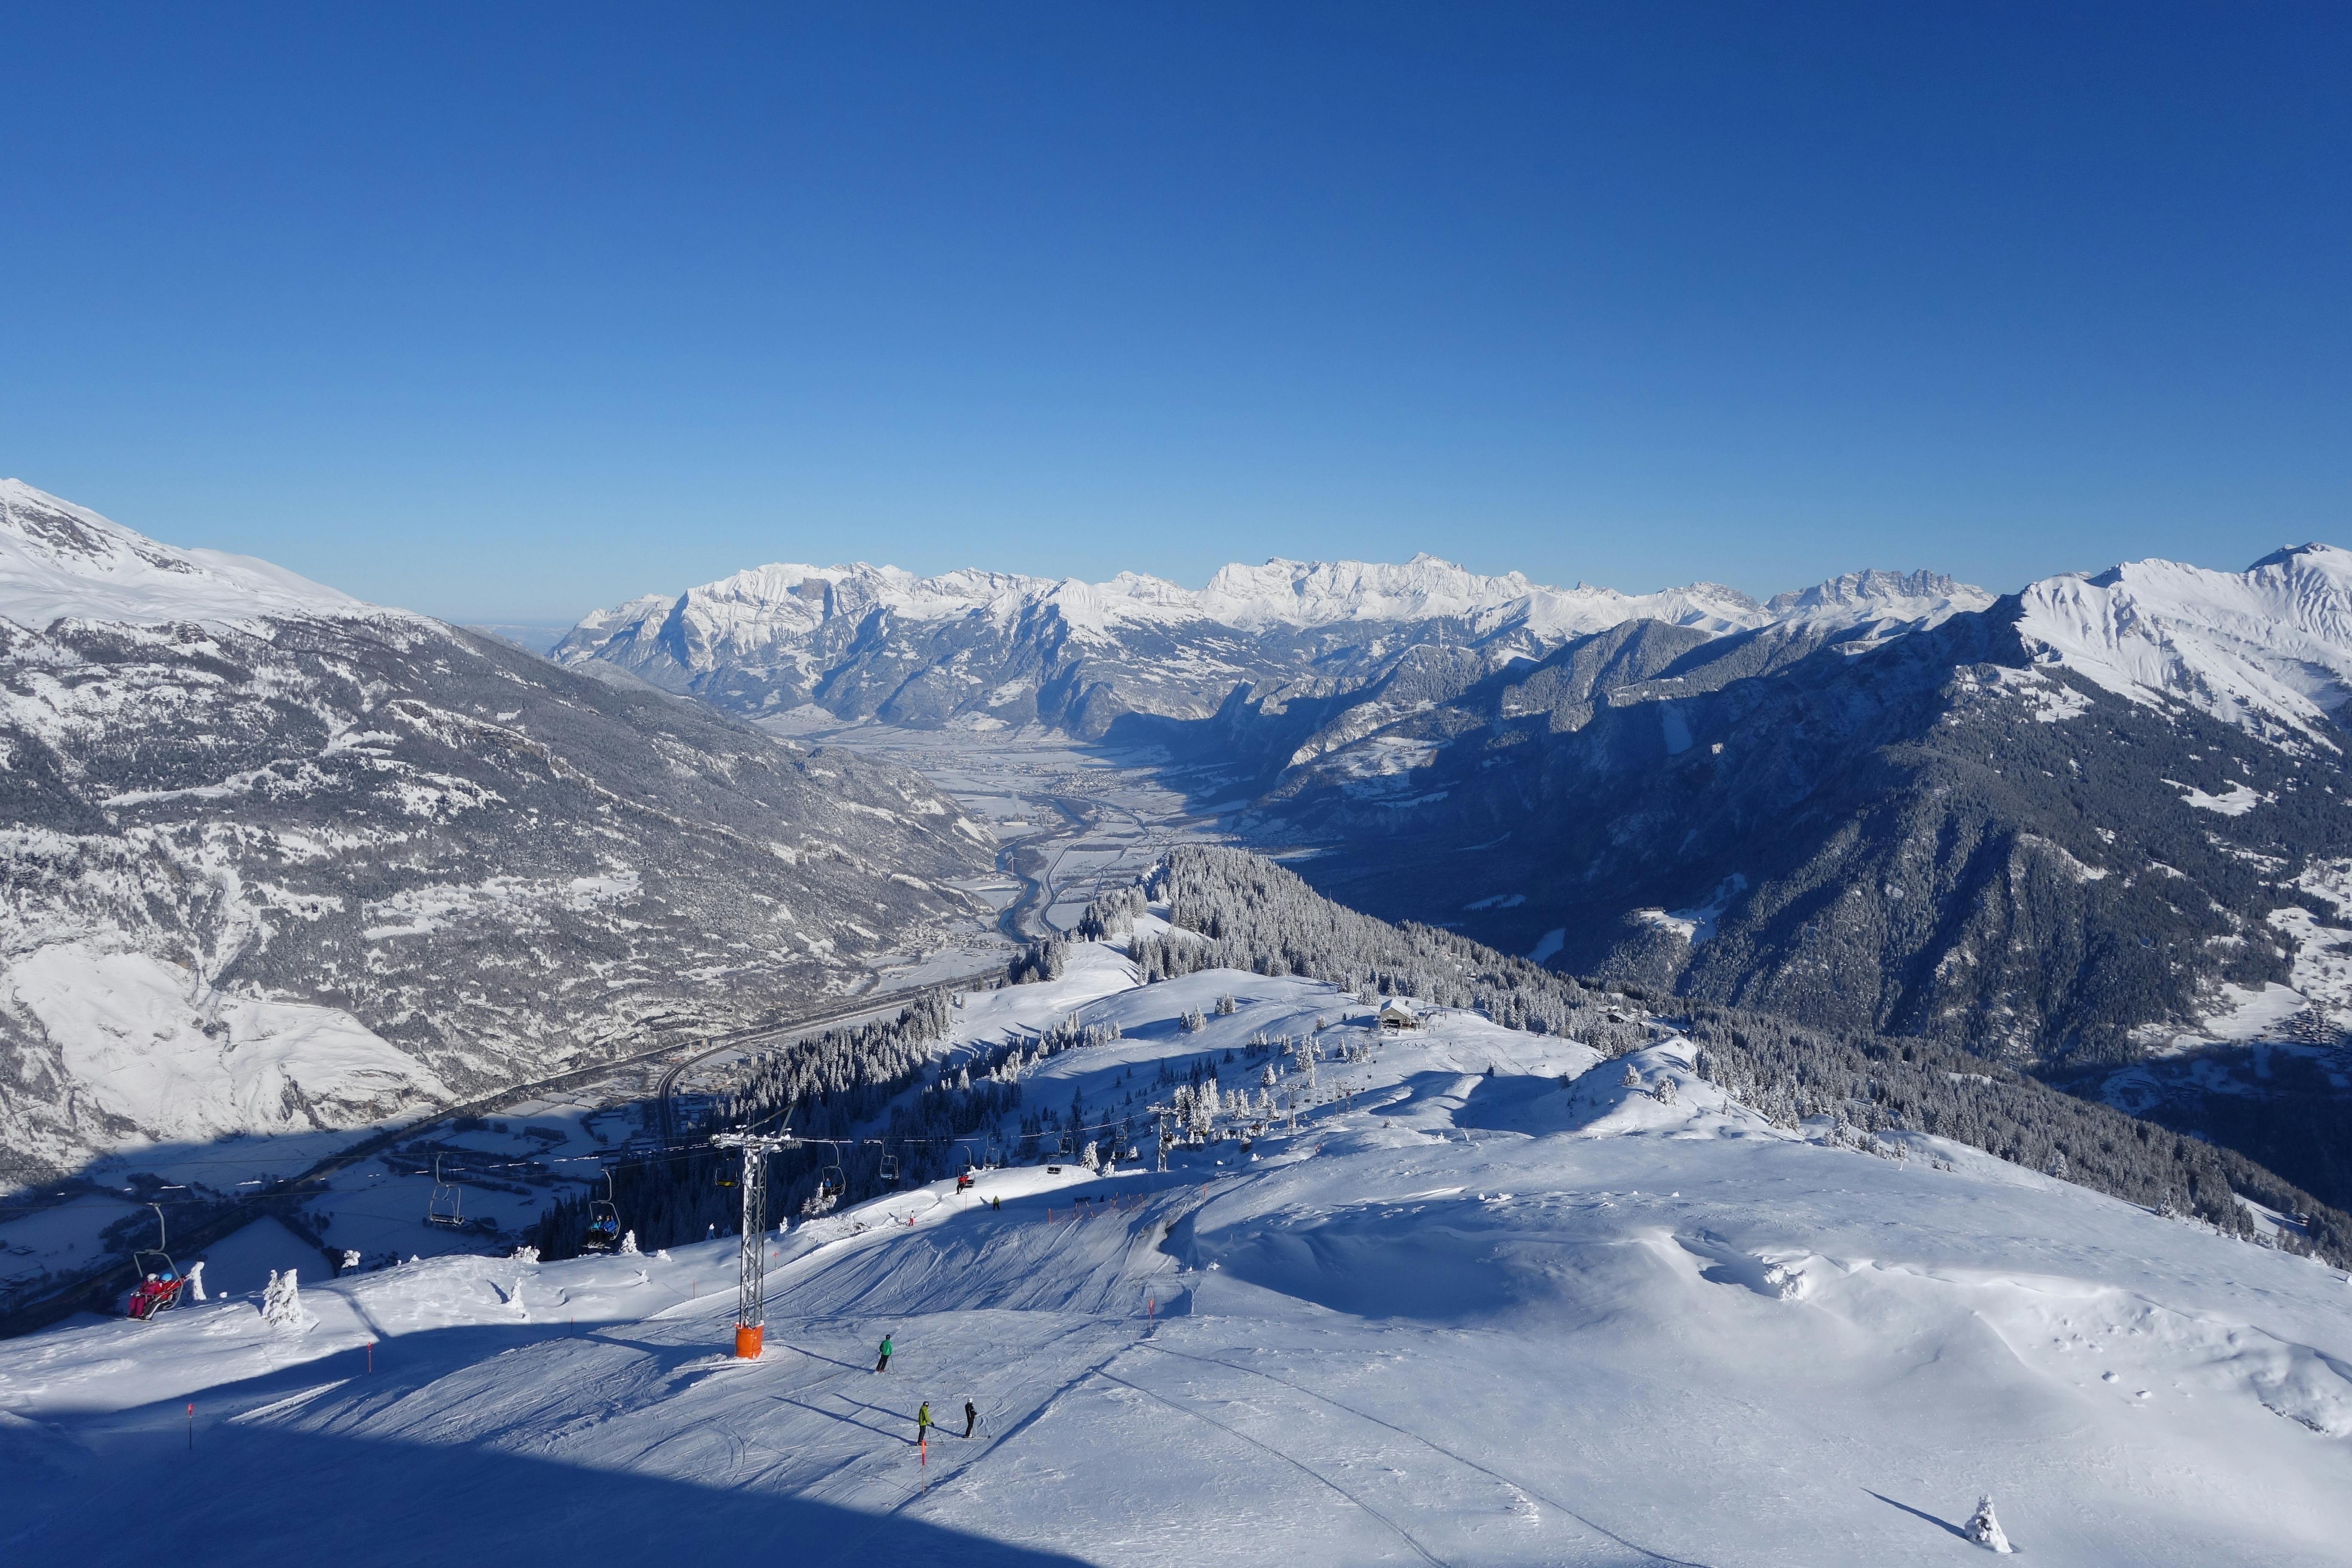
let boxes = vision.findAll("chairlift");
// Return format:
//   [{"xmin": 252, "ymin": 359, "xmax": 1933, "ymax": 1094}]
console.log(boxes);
[
  {"xmin": 127, "ymin": 1203, "xmax": 184, "ymax": 1320},
  {"xmin": 425, "ymin": 1154, "xmax": 465, "ymax": 1228},
  {"xmin": 800, "ymin": 1140, "xmax": 845, "ymax": 1215},
  {"xmin": 878, "ymin": 1145, "xmax": 900, "ymax": 1186},
  {"xmin": 583, "ymin": 1168, "xmax": 622, "ymax": 1252}
]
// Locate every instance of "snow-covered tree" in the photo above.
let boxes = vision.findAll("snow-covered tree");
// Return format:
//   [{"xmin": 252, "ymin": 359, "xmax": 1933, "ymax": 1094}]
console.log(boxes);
[
  {"xmin": 260, "ymin": 1268, "xmax": 313, "ymax": 1331},
  {"xmin": 619, "ymin": 1230, "xmax": 640, "ymax": 1255},
  {"xmin": 1621, "ymin": 1063, "xmax": 1641, "ymax": 1089},
  {"xmin": 1654, "ymin": 1077, "xmax": 1677, "ymax": 1108},
  {"xmin": 1964, "ymin": 1494, "xmax": 2012, "ymax": 1553},
  {"xmin": 1081, "ymin": 1140, "xmax": 1100, "ymax": 1173},
  {"xmin": 186, "ymin": 1261, "xmax": 206, "ymax": 1302}
]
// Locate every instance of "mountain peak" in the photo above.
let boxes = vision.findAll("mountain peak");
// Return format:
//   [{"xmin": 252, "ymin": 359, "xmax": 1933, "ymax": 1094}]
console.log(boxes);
[
  {"xmin": 0, "ymin": 479, "xmax": 380, "ymax": 631},
  {"xmin": 1763, "ymin": 568, "xmax": 1991, "ymax": 621},
  {"xmin": 2018, "ymin": 541, "xmax": 2352, "ymax": 742}
]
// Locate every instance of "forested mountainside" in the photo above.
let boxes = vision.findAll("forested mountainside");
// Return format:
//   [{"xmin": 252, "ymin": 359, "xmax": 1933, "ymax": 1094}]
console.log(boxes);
[
  {"xmin": 528, "ymin": 845, "xmax": 2352, "ymax": 1269},
  {"xmin": 1265, "ymin": 594, "xmax": 2352, "ymax": 1067},
  {"xmin": 0, "ymin": 482, "xmax": 993, "ymax": 1187},
  {"xmin": 1127, "ymin": 847, "xmax": 2352, "ymax": 1265}
]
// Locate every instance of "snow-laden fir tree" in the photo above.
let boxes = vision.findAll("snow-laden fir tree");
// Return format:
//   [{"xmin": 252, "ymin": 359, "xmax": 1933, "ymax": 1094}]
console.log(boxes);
[
  {"xmin": 259, "ymin": 1268, "xmax": 313, "ymax": 1331},
  {"xmin": 1964, "ymin": 1494, "xmax": 2012, "ymax": 1553}
]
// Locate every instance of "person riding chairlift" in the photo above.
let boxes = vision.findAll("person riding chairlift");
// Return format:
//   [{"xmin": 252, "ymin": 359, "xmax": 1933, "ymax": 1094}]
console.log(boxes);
[{"xmin": 131, "ymin": 1270, "xmax": 178, "ymax": 1319}]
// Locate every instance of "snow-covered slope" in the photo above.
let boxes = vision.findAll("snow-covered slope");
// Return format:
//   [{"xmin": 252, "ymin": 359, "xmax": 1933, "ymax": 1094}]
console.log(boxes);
[
  {"xmin": 0, "ymin": 486, "xmax": 992, "ymax": 1229},
  {"xmin": 2018, "ymin": 545, "xmax": 2352, "ymax": 745},
  {"xmin": 0, "ymin": 479, "xmax": 379, "ymax": 629},
  {"xmin": 7, "ymin": 947, "xmax": 2348, "ymax": 1565}
]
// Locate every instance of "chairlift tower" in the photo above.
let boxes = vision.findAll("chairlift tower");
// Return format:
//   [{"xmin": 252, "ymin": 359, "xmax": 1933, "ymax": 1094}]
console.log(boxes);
[{"xmin": 710, "ymin": 1129, "xmax": 799, "ymax": 1358}]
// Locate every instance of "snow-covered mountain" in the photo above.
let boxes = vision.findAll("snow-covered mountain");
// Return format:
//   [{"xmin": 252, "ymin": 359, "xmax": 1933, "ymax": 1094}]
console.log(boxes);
[
  {"xmin": 2017, "ymin": 544, "xmax": 2352, "ymax": 746},
  {"xmin": 0, "ymin": 482, "xmax": 992, "ymax": 1200},
  {"xmin": 552, "ymin": 553, "xmax": 1989, "ymax": 737},
  {"xmin": 1240, "ymin": 547, "xmax": 2352, "ymax": 1204},
  {"xmin": 0, "ymin": 479, "xmax": 376, "ymax": 629},
  {"xmin": 6, "ymin": 931, "xmax": 2349, "ymax": 1565}
]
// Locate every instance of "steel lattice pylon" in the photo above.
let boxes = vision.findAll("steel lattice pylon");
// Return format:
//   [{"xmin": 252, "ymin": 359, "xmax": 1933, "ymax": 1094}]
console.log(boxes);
[{"xmin": 710, "ymin": 1130, "xmax": 799, "ymax": 1357}]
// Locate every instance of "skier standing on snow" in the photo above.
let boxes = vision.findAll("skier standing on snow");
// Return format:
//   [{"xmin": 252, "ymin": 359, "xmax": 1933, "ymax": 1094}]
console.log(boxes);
[
  {"xmin": 916, "ymin": 1401, "xmax": 932, "ymax": 1446},
  {"xmin": 963, "ymin": 1400, "xmax": 978, "ymax": 1439},
  {"xmin": 875, "ymin": 1333, "xmax": 893, "ymax": 1373}
]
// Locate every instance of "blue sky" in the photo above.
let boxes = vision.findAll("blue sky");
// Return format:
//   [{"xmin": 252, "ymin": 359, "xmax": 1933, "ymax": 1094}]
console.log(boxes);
[{"xmin": 3, "ymin": 3, "xmax": 2346, "ymax": 622}]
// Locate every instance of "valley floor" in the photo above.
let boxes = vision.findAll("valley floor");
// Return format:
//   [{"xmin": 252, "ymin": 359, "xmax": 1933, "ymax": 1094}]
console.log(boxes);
[{"xmin": 5, "ymin": 946, "xmax": 2350, "ymax": 1565}]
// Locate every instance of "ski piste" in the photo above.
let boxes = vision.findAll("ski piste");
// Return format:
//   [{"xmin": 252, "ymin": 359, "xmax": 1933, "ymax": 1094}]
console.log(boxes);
[{"xmin": 3, "ymin": 936, "xmax": 2349, "ymax": 1565}]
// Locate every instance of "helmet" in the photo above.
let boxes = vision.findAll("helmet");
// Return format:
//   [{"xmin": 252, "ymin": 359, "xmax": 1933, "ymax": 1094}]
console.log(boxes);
[{"xmin": 144, "ymin": 1273, "xmax": 158, "ymax": 1282}]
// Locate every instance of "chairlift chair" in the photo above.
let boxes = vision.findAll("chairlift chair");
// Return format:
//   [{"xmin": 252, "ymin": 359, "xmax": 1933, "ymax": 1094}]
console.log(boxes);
[
  {"xmin": 802, "ymin": 1140, "xmax": 845, "ymax": 1214},
  {"xmin": 425, "ymin": 1154, "xmax": 465, "ymax": 1228},
  {"xmin": 127, "ymin": 1203, "xmax": 184, "ymax": 1320},
  {"xmin": 583, "ymin": 1168, "xmax": 622, "ymax": 1252},
  {"xmin": 878, "ymin": 1146, "xmax": 900, "ymax": 1186}
]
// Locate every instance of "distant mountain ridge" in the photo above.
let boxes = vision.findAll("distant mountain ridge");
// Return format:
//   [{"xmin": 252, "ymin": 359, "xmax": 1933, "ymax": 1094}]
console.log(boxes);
[{"xmin": 554, "ymin": 552, "xmax": 1991, "ymax": 735}]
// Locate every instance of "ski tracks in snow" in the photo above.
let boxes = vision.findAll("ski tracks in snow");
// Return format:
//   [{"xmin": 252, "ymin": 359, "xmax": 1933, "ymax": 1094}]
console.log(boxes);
[{"xmin": 1124, "ymin": 1342, "xmax": 1715, "ymax": 1568}]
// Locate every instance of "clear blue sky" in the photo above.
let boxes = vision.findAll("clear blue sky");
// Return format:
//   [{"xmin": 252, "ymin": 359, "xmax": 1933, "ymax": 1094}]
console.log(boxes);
[{"xmin": 3, "ymin": 3, "xmax": 2346, "ymax": 622}]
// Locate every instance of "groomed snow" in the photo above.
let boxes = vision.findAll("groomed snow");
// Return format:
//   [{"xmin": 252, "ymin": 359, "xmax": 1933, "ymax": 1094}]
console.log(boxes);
[{"xmin": 3, "ymin": 945, "xmax": 2348, "ymax": 1565}]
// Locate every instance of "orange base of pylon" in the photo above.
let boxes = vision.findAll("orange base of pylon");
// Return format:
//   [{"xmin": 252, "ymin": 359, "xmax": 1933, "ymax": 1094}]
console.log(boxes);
[{"xmin": 734, "ymin": 1323, "xmax": 764, "ymax": 1359}]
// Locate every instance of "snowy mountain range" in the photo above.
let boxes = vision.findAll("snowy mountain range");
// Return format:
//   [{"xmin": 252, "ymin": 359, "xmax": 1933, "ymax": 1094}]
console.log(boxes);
[
  {"xmin": 552, "ymin": 554, "xmax": 1991, "ymax": 735},
  {"xmin": 0, "ymin": 481, "xmax": 992, "ymax": 1195},
  {"xmin": 553, "ymin": 533, "xmax": 2352, "ymax": 1210}
]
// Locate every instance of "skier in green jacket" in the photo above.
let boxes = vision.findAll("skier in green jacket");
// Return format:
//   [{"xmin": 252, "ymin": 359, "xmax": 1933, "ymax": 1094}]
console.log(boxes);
[
  {"xmin": 916, "ymin": 1401, "xmax": 932, "ymax": 1446},
  {"xmin": 876, "ymin": 1334, "xmax": 893, "ymax": 1373}
]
